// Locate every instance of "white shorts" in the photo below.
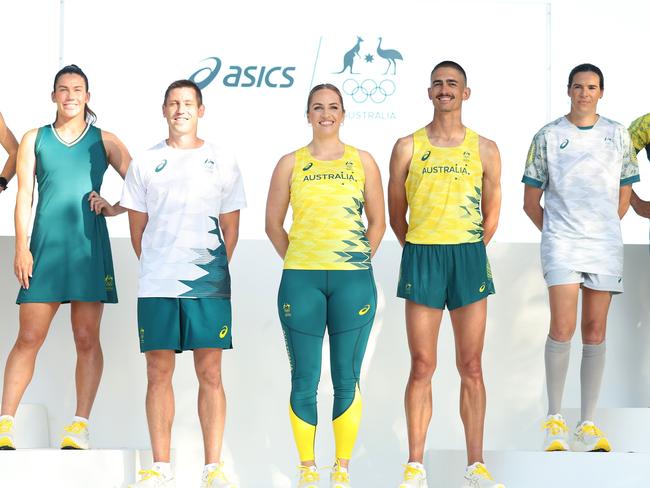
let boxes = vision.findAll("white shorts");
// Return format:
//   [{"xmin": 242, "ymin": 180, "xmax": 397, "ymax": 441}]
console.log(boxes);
[{"xmin": 544, "ymin": 269, "xmax": 623, "ymax": 294}]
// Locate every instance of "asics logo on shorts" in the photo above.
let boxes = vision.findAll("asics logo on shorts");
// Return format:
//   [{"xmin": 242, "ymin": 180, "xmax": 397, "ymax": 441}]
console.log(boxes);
[
  {"xmin": 219, "ymin": 325, "xmax": 229, "ymax": 339},
  {"xmin": 479, "ymin": 282, "xmax": 486, "ymax": 293},
  {"xmin": 358, "ymin": 304, "xmax": 371, "ymax": 316},
  {"xmin": 155, "ymin": 159, "xmax": 168, "ymax": 172}
]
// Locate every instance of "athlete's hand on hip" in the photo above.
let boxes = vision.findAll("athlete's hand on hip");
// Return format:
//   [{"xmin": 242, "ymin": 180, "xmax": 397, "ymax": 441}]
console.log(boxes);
[
  {"xmin": 88, "ymin": 191, "xmax": 116, "ymax": 216},
  {"xmin": 14, "ymin": 248, "xmax": 33, "ymax": 289}
]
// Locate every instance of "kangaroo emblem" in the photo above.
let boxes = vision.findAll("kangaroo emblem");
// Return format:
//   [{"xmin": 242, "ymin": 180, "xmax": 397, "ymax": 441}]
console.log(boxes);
[{"xmin": 334, "ymin": 36, "xmax": 363, "ymax": 74}]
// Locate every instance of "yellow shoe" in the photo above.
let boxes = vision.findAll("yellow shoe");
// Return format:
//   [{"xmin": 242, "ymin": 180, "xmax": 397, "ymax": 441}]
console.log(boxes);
[
  {"xmin": 297, "ymin": 465, "xmax": 320, "ymax": 488},
  {"xmin": 0, "ymin": 415, "xmax": 15, "ymax": 450},
  {"xmin": 398, "ymin": 462, "xmax": 428, "ymax": 488},
  {"xmin": 571, "ymin": 421, "xmax": 612, "ymax": 452},
  {"xmin": 201, "ymin": 462, "xmax": 237, "ymax": 488},
  {"xmin": 128, "ymin": 467, "xmax": 175, "ymax": 487},
  {"xmin": 60, "ymin": 420, "xmax": 89, "ymax": 450}
]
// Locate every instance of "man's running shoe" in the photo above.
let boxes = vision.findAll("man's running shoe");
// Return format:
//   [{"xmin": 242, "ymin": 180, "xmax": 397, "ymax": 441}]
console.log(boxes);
[
  {"xmin": 201, "ymin": 462, "xmax": 237, "ymax": 488},
  {"xmin": 462, "ymin": 462, "xmax": 505, "ymax": 488},
  {"xmin": 60, "ymin": 420, "xmax": 90, "ymax": 449},
  {"xmin": 398, "ymin": 462, "xmax": 428, "ymax": 488},
  {"xmin": 0, "ymin": 416, "xmax": 15, "ymax": 450},
  {"xmin": 571, "ymin": 421, "xmax": 612, "ymax": 452},
  {"xmin": 542, "ymin": 413, "xmax": 570, "ymax": 451},
  {"xmin": 129, "ymin": 467, "xmax": 175, "ymax": 487}
]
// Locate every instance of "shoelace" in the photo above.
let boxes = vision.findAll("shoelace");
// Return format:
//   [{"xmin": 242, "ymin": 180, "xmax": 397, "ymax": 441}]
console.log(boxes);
[
  {"xmin": 329, "ymin": 460, "xmax": 350, "ymax": 483},
  {"xmin": 543, "ymin": 418, "xmax": 568, "ymax": 436},
  {"xmin": 63, "ymin": 421, "xmax": 87, "ymax": 434},
  {"xmin": 580, "ymin": 423, "xmax": 605, "ymax": 437},
  {"xmin": 470, "ymin": 464, "xmax": 494, "ymax": 481},
  {"xmin": 206, "ymin": 464, "xmax": 228, "ymax": 483},
  {"xmin": 137, "ymin": 469, "xmax": 162, "ymax": 481},
  {"xmin": 298, "ymin": 466, "xmax": 320, "ymax": 483},
  {"xmin": 0, "ymin": 419, "xmax": 12, "ymax": 434},
  {"xmin": 403, "ymin": 464, "xmax": 424, "ymax": 480}
]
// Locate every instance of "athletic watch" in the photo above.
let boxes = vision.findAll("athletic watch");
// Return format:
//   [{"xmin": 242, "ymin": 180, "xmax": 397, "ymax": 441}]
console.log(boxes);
[{"xmin": 0, "ymin": 177, "xmax": 7, "ymax": 189}]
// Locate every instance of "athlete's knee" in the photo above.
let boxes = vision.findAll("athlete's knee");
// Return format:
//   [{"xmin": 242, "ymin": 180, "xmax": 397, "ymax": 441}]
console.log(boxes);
[
  {"xmin": 15, "ymin": 327, "xmax": 48, "ymax": 351},
  {"xmin": 72, "ymin": 328, "xmax": 101, "ymax": 353},
  {"xmin": 146, "ymin": 354, "xmax": 174, "ymax": 384},
  {"xmin": 457, "ymin": 356, "xmax": 483, "ymax": 382},
  {"xmin": 549, "ymin": 318, "xmax": 577, "ymax": 342},
  {"xmin": 582, "ymin": 320, "xmax": 606, "ymax": 345},
  {"xmin": 409, "ymin": 355, "xmax": 436, "ymax": 383},
  {"xmin": 195, "ymin": 363, "xmax": 223, "ymax": 390}
]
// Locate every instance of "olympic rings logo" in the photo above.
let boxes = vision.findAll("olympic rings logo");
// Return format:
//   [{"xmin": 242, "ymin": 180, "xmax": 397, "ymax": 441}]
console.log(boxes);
[{"xmin": 342, "ymin": 78, "xmax": 396, "ymax": 104}]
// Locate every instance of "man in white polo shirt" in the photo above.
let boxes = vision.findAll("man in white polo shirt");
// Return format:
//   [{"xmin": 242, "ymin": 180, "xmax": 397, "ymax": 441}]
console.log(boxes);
[
  {"xmin": 523, "ymin": 63, "xmax": 638, "ymax": 454},
  {"xmin": 122, "ymin": 79, "xmax": 246, "ymax": 488}
]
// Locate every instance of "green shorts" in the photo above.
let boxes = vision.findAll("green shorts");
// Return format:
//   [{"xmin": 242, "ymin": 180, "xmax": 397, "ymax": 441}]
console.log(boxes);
[
  {"xmin": 397, "ymin": 241, "xmax": 495, "ymax": 310},
  {"xmin": 137, "ymin": 297, "xmax": 232, "ymax": 353}
]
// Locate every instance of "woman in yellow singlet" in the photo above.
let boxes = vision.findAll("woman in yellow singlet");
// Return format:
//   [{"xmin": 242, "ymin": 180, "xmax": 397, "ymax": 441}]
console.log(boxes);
[{"xmin": 266, "ymin": 84, "xmax": 385, "ymax": 488}]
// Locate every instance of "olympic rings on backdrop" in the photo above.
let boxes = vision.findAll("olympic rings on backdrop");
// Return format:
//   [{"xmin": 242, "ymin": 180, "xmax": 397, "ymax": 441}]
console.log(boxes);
[{"xmin": 342, "ymin": 78, "xmax": 396, "ymax": 103}]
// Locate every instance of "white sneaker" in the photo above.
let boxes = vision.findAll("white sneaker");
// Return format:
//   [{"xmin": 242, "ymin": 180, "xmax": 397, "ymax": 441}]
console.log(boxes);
[
  {"xmin": 330, "ymin": 460, "xmax": 351, "ymax": 488},
  {"xmin": 462, "ymin": 462, "xmax": 505, "ymax": 488},
  {"xmin": 542, "ymin": 413, "xmax": 569, "ymax": 451},
  {"xmin": 571, "ymin": 421, "xmax": 612, "ymax": 452},
  {"xmin": 201, "ymin": 462, "xmax": 237, "ymax": 488},
  {"xmin": 297, "ymin": 465, "xmax": 320, "ymax": 488},
  {"xmin": 129, "ymin": 468, "xmax": 175, "ymax": 487},
  {"xmin": 0, "ymin": 416, "xmax": 16, "ymax": 450},
  {"xmin": 60, "ymin": 420, "xmax": 89, "ymax": 449},
  {"xmin": 398, "ymin": 462, "xmax": 428, "ymax": 488}
]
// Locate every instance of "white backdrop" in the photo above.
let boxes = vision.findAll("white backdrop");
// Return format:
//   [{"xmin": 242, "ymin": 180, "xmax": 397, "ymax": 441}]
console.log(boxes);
[{"xmin": 1, "ymin": 0, "xmax": 649, "ymax": 241}]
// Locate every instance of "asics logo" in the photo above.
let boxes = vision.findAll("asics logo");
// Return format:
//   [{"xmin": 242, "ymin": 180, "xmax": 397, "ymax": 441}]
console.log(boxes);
[
  {"xmin": 358, "ymin": 304, "xmax": 371, "ymax": 316},
  {"xmin": 560, "ymin": 139, "xmax": 569, "ymax": 149},
  {"xmin": 303, "ymin": 162, "xmax": 313, "ymax": 171},
  {"xmin": 421, "ymin": 150, "xmax": 431, "ymax": 161},
  {"xmin": 219, "ymin": 325, "xmax": 229, "ymax": 339},
  {"xmin": 155, "ymin": 159, "xmax": 168, "ymax": 172},
  {"xmin": 479, "ymin": 283, "xmax": 486, "ymax": 293}
]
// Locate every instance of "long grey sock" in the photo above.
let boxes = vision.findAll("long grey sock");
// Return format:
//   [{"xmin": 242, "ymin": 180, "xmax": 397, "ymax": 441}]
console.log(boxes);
[
  {"xmin": 545, "ymin": 336, "xmax": 571, "ymax": 415},
  {"xmin": 580, "ymin": 340, "xmax": 606, "ymax": 422}
]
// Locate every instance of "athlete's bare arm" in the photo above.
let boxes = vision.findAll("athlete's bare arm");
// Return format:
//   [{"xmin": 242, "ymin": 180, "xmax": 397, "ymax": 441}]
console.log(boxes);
[
  {"xmin": 631, "ymin": 190, "xmax": 650, "ymax": 218},
  {"xmin": 618, "ymin": 185, "xmax": 632, "ymax": 219},
  {"xmin": 359, "ymin": 149, "xmax": 386, "ymax": 256},
  {"xmin": 479, "ymin": 137, "xmax": 501, "ymax": 245},
  {"xmin": 13, "ymin": 129, "xmax": 38, "ymax": 289},
  {"xmin": 0, "ymin": 112, "xmax": 18, "ymax": 193},
  {"xmin": 523, "ymin": 185, "xmax": 544, "ymax": 232},
  {"xmin": 219, "ymin": 210, "xmax": 240, "ymax": 262},
  {"xmin": 388, "ymin": 135, "xmax": 413, "ymax": 246},
  {"xmin": 128, "ymin": 209, "xmax": 148, "ymax": 259},
  {"xmin": 88, "ymin": 130, "xmax": 132, "ymax": 217},
  {"xmin": 265, "ymin": 152, "xmax": 295, "ymax": 259}
]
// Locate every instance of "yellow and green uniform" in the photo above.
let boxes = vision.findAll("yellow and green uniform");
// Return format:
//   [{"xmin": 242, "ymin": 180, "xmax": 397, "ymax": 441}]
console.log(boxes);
[
  {"xmin": 278, "ymin": 145, "xmax": 376, "ymax": 461},
  {"xmin": 17, "ymin": 125, "xmax": 117, "ymax": 304},
  {"xmin": 629, "ymin": 113, "xmax": 650, "ymax": 159},
  {"xmin": 397, "ymin": 127, "xmax": 494, "ymax": 309}
]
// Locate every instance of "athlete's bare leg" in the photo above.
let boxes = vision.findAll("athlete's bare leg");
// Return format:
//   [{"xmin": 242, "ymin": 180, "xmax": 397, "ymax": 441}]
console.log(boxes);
[
  {"xmin": 194, "ymin": 348, "xmax": 226, "ymax": 465},
  {"xmin": 145, "ymin": 350, "xmax": 176, "ymax": 462},
  {"xmin": 404, "ymin": 300, "xmax": 444, "ymax": 463}
]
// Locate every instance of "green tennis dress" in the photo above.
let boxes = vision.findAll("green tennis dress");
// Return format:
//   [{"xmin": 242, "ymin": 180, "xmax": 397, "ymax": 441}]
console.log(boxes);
[{"xmin": 16, "ymin": 124, "xmax": 118, "ymax": 304}]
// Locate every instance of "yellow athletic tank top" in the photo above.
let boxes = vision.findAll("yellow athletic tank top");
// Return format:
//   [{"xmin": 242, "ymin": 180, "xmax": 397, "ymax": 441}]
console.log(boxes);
[
  {"xmin": 284, "ymin": 145, "xmax": 370, "ymax": 270},
  {"xmin": 405, "ymin": 127, "xmax": 484, "ymax": 244}
]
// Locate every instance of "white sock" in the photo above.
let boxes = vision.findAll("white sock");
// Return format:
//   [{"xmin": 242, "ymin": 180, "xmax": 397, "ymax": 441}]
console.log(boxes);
[
  {"xmin": 204, "ymin": 462, "xmax": 221, "ymax": 472},
  {"xmin": 72, "ymin": 416, "xmax": 89, "ymax": 424},
  {"xmin": 152, "ymin": 462, "xmax": 172, "ymax": 479},
  {"xmin": 407, "ymin": 461, "xmax": 425, "ymax": 472},
  {"xmin": 0, "ymin": 415, "xmax": 15, "ymax": 422}
]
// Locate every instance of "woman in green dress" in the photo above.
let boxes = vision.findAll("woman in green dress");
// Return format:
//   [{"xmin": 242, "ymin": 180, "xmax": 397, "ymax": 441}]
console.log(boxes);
[{"xmin": 0, "ymin": 65, "xmax": 131, "ymax": 450}]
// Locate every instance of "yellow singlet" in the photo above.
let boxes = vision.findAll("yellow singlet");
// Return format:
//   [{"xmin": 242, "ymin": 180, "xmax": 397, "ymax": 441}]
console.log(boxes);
[
  {"xmin": 284, "ymin": 145, "xmax": 370, "ymax": 270},
  {"xmin": 405, "ymin": 127, "xmax": 484, "ymax": 244}
]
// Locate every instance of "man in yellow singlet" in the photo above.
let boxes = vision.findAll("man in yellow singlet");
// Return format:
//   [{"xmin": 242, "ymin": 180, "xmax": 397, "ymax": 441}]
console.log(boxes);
[{"xmin": 388, "ymin": 61, "xmax": 503, "ymax": 488}]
